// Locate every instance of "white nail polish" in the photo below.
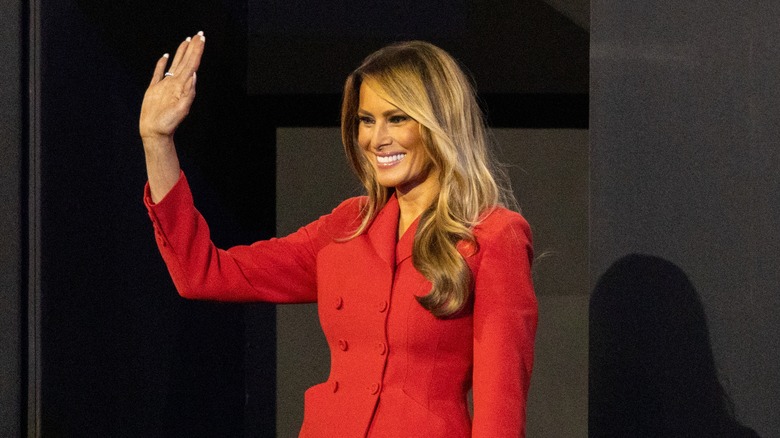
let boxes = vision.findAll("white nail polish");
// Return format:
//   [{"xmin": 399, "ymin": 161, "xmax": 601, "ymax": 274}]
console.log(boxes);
[
  {"xmin": 163, "ymin": 53, "xmax": 169, "ymax": 58},
  {"xmin": 197, "ymin": 31, "xmax": 204, "ymax": 36},
  {"xmin": 186, "ymin": 37, "xmax": 192, "ymax": 42}
]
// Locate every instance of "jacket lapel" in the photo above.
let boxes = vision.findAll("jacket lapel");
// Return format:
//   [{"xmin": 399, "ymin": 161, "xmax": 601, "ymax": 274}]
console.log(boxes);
[
  {"xmin": 366, "ymin": 194, "xmax": 400, "ymax": 269},
  {"xmin": 395, "ymin": 216, "xmax": 419, "ymax": 266}
]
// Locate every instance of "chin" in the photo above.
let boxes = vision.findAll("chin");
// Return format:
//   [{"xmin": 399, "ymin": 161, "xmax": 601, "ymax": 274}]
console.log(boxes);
[{"xmin": 373, "ymin": 170, "xmax": 405, "ymax": 189}]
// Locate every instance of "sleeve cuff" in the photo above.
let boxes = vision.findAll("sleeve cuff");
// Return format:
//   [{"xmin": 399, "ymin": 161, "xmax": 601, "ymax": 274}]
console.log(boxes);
[
  {"xmin": 143, "ymin": 170, "xmax": 195, "ymax": 245},
  {"xmin": 143, "ymin": 170, "xmax": 188, "ymax": 209}
]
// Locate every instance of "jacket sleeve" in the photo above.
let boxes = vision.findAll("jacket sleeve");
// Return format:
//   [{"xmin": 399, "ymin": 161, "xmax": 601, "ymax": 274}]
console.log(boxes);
[
  {"xmin": 471, "ymin": 211, "xmax": 538, "ymax": 438},
  {"xmin": 144, "ymin": 171, "xmax": 360, "ymax": 303}
]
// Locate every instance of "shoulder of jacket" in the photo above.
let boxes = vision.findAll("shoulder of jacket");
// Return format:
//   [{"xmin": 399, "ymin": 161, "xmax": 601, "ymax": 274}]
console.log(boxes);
[
  {"xmin": 315, "ymin": 196, "xmax": 368, "ymax": 240},
  {"xmin": 474, "ymin": 207, "xmax": 531, "ymax": 243},
  {"xmin": 328, "ymin": 196, "xmax": 367, "ymax": 223}
]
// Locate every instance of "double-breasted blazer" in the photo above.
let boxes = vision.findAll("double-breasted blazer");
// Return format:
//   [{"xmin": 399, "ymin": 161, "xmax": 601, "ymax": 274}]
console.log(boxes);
[{"xmin": 145, "ymin": 172, "xmax": 537, "ymax": 437}]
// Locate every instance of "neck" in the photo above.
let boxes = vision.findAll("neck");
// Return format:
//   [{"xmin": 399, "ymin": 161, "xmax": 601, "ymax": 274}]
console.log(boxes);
[{"xmin": 395, "ymin": 175, "xmax": 440, "ymax": 238}]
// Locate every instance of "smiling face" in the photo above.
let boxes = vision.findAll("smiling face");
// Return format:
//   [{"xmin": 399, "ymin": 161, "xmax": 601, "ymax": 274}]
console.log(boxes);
[{"xmin": 357, "ymin": 80, "xmax": 439, "ymax": 197}]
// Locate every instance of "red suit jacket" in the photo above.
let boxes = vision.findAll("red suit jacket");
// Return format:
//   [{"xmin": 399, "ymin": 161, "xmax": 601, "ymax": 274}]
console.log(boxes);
[{"xmin": 145, "ymin": 172, "xmax": 537, "ymax": 437}]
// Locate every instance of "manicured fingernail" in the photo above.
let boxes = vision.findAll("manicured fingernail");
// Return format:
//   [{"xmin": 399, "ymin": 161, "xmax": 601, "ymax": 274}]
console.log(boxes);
[
  {"xmin": 197, "ymin": 31, "xmax": 204, "ymax": 36},
  {"xmin": 186, "ymin": 37, "xmax": 192, "ymax": 42},
  {"xmin": 163, "ymin": 53, "xmax": 169, "ymax": 58},
  {"xmin": 200, "ymin": 35, "xmax": 205, "ymax": 42}
]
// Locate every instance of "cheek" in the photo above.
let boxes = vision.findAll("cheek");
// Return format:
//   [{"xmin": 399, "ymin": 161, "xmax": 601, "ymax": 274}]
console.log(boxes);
[
  {"xmin": 399, "ymin": 124, "xmax": 424, "ymax": 151},
  {"xmin": 357, "ymin": 128, "xmax": 370, "ymax": 150},
  {"xmin": 401, "ymin": 134, "xmax": 425, "ymax": 160},
  {"xmin": 356, "ymin": 134, "xmax": 372, "ymax": 163}
]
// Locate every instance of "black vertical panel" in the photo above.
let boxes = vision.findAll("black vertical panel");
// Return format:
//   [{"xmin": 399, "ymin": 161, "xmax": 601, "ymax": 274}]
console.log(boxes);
[
  {"xmin": 36, "ymin": 1, "xmax": 275, "ymax": 436},
  {"xmin": 590, "ymin": 1, "xmax": 779, "ymax": 436},
  {"xmin": 246, "ymin": 0, "xmax": 589, "ymax": 95}
]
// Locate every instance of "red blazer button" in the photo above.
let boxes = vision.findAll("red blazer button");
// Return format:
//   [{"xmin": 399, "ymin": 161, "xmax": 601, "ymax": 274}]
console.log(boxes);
[
  {"xmin": 334, "ymin": 296, "xmax": 343, "ymax": 310},
  {"xmin": 376, "ymin": 342, "xmax": 387, "ymax": 355},
  {"xmin": 369, "ymin": 383, "xmax": 380, "ymax": 395},
  {"xmin": 338, "ymin": 339, "xmax": 348, "ymax": 351},
  {"xmin": 378, "ymin": 300, "xmax": 388, "ymax": 313}
]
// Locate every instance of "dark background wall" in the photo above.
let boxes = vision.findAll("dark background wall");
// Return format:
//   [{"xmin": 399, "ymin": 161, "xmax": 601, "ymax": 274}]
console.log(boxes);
[
  {"xmin": 17, "ymin": 1, "xmax": 276, "ymax": 436},
  {"xmin": 246, "ymin": 0, "xmax": 588, "ymax": 94},
  {"xmin": 590, "ymin": 1, "xmax": 779, "ymax": 436}
]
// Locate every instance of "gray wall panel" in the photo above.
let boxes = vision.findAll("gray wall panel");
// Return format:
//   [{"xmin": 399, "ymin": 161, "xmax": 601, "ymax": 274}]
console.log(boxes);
[
  {"xmin": 0, "ymin": 0, "xmax": 24, "ymax": 435},
  {"xmin": 591, "ymin": 1, "xmax": 779, "ymax": 436}
]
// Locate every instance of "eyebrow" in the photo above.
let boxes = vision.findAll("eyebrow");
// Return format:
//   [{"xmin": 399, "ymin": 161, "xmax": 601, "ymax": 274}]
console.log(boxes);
[{"xmin": 357, "ymin": 108, "xmax": 407, "ymax": 117}]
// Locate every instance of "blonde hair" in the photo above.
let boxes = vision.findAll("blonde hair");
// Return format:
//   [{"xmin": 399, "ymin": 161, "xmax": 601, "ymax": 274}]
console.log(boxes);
[{"xmin": 341, "ymin": 41, "xmax": 515, "ymax": 318}]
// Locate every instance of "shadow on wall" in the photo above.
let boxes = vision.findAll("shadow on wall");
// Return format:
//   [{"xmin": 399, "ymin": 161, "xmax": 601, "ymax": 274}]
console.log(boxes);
[{"xmin": 589, "ymin": 254, "xmax": 760, "ymax": 437}]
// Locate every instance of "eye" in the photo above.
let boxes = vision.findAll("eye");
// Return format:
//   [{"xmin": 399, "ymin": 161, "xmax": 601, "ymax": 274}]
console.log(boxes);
[
  {"xmin": 358, "ymin": 116, "xmax": 374, "ymax": 125},
  {"xmin": 389, "ymin": 114, "xmax": 409, "ymax": 124}
]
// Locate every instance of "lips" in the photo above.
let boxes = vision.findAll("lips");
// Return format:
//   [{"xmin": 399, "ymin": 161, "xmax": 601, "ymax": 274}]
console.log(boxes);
[{"xmin": 376, "ymin": 153, "xmax": 406, "ymax": 167}]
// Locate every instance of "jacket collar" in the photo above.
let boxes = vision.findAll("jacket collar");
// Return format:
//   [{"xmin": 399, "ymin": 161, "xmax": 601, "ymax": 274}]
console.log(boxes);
[
  {"xmin": 366, "ymin": 193, "xmax": 420, "ymax": 268},
  {"xmin": 366, "ymin": 193, "xmax": 400, "ymax": 269},
  {"xmin": 396, "ymin": 215, "xmax": 419, "ymax": 266}
]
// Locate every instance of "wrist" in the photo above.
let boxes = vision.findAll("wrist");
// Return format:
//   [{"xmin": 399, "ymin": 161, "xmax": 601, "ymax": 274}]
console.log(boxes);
[{"xmin": 142, "ymin": 134, "xmax": 175, "ymax": 154}]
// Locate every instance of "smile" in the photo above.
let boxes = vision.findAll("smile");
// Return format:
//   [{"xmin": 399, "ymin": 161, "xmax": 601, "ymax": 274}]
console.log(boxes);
[{"xmin": 376, "ymin": 153, "xmax": 406, "ymax": 167}]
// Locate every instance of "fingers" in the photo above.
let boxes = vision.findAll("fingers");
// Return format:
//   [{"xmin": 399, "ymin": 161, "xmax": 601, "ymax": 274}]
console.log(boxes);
[
  {"xmin": 181, "ymin": 32, "xmax": 206, "ymax": 77},
  {"xmin": 147, "ymin": 32, "xmax": 204, "ymax": 88},
  {"xmin": 168, "ymin": 38, "xmax": 190, "ymax": 73},
  {"xmin": 149, "ymin": 53, "xmax": 169, "ymax": 87},
  {"xmin": 173, "ymin": 31, "xmax": 205, "ymax": 78},
  {"xmin": 180, "ymin": 72, "xmax": 198, "ymax": 107}
]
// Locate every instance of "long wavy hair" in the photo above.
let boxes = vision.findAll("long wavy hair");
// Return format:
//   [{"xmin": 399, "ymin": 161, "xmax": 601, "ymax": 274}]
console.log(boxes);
[{"xmin": 341, "ymin": 41, "xmax": 516, "ymax": 318}]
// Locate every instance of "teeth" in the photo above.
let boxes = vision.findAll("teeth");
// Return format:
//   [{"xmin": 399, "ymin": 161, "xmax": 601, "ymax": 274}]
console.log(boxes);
[{"xmin": 377, "ymin": 153, "xmax": 405, "ymax": 164}]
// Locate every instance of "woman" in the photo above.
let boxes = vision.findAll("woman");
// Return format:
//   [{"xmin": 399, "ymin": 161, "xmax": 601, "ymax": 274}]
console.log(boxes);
[{"xmin": 140, "ymin": 33, "xmax": 537, "ymax": 437}]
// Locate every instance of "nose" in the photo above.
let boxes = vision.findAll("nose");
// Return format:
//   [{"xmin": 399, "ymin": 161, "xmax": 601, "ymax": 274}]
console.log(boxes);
[{"xmin": 370, "ymin": 121, "xmax": 392, "ymax": 150}]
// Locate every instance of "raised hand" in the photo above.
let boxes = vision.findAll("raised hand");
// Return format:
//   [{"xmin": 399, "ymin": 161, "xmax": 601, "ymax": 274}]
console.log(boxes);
[
  {"xmin": 139, "ymin": 31, "xmax": 205, "ymax": 142},
  {"xmin": 140, "ymin": 31, "xmax": 206, "ymax": 203}
]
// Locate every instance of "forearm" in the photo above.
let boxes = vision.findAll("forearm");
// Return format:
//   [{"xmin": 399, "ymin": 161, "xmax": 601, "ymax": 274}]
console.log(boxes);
[
  {"xmin": 144, "ymin": 173, "xmax": 329, "ymax": 303},
  {"xmin": 143, "ymin": 135, "xmax": 181, "ymax": 203}
]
